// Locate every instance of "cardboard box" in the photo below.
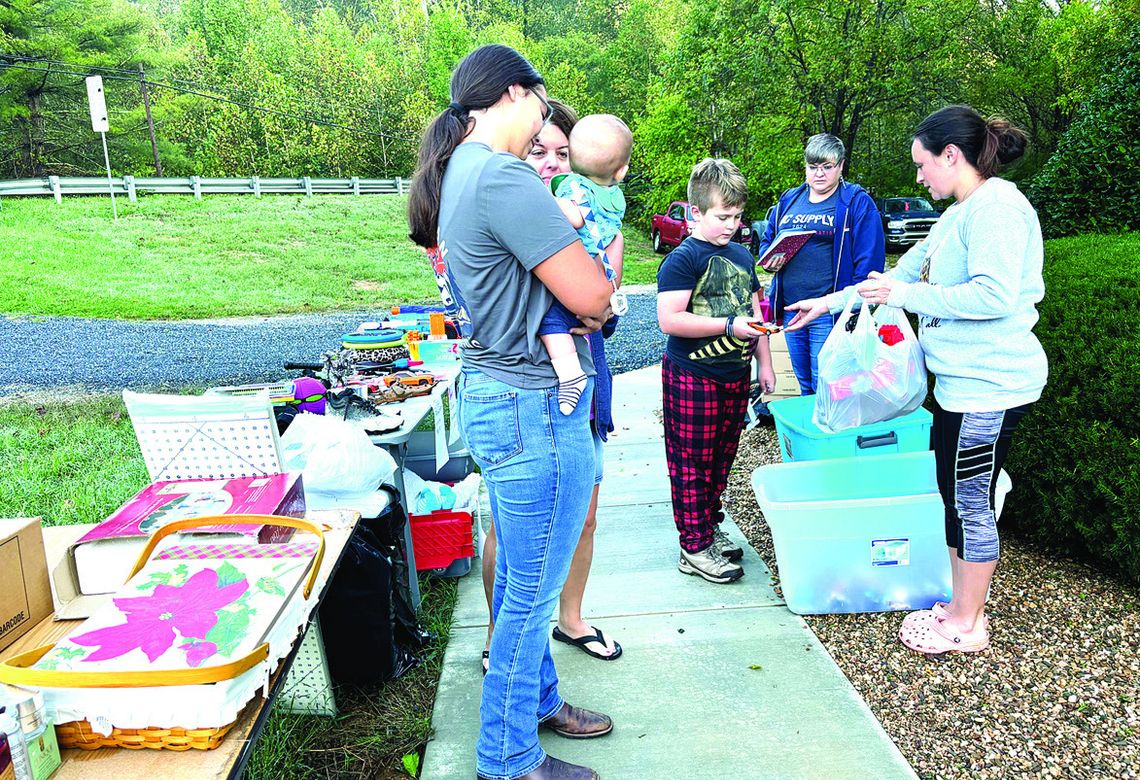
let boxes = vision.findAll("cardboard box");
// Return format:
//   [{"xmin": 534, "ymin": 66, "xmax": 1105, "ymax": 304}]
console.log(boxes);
[
  {"xmin": 769, "ymin": 330, "xmax": 790, "ymax": 354},
  {"xmin": 54, "ymin": 473, "xmax": 305, "ymax": 619},
  {"xmin": 0, "ymin": 519, "xmax": 53, "ymax": 653}
]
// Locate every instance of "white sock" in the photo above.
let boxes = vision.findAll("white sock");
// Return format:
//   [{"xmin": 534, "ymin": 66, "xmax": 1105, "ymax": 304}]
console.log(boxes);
[{"xmin": 551, "ymin": 355, "xmax": 587, "ymax": 415}]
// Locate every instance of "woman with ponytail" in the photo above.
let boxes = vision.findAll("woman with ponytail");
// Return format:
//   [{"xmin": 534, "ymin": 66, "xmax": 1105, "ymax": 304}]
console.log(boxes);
[
  {"xmin": 785, "ymin": 105, "xmax": 1048, "ymax": 656},
  {"xmin": 408, "ymin": 45, "xmax": 613, "ymax": 780}
]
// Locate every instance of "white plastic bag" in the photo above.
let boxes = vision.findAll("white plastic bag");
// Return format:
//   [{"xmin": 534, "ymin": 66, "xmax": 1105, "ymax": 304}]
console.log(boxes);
[
  {"xmin": 280, "ymin": 412, "xmax": 397, "ymax": 513},
  {"xmin": 812, "ymin": 294, "xmax": 927, "ymax": 433}
]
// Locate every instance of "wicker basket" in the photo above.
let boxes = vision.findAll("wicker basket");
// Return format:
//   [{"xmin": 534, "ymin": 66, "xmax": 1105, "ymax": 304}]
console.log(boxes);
[
  {"xmin": 0, "ymin": 515, "xmax": 327, "ymax": 754},
  {"xmin": 56, "ymin": 719, "xmax": 235, "ymax": 751}
]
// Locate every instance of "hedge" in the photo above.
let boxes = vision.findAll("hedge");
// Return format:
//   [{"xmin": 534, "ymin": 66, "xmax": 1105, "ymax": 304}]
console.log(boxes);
[
  {"xmin": 1002, "ymin": 232, "xmax": 1140, "ymax": 580},
  {"xmin": 1027, "ymin": 29, "xmax": 1140, "ymax": 238}
]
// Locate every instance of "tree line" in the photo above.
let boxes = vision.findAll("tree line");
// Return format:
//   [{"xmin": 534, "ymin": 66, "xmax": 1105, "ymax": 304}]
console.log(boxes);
[{"xmin": 2, "ymin": 0, "xmax": 1137, "ymax": 223}]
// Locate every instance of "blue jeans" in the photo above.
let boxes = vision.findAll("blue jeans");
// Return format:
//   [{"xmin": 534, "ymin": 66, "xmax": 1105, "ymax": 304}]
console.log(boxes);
[
  {"xmin": 457, "ymin": 367, "xmax": 597, "ymax": 780},
  {"xmin": 784, "ymin": 311, "xmax": 836, "ymax": 395}
]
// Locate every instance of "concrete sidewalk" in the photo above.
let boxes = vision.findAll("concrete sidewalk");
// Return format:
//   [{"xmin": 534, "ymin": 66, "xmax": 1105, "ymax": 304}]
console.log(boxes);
[{"xmin": 422, "ymin": 365, "xmax": 917, "ymax": 779}]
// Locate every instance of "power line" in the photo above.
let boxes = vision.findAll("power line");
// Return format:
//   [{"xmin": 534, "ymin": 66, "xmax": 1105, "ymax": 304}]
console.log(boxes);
[
  {"xmin": 0, "ymin": 61, "xmax": 417, "ymax": 142},
  {"xmin": 1, "ymin": 54, "xmax": 345, "ymax": 119}
]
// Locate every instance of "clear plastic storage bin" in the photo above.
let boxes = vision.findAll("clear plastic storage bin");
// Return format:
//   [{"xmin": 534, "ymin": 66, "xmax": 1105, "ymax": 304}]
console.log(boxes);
[
  {"xmin": 768, "ymin": 394, "xmax": 932, "ymax": 462},
  {"xmin": 752, "ymin": 451, "xmax": 1010, "ymax": 614}
]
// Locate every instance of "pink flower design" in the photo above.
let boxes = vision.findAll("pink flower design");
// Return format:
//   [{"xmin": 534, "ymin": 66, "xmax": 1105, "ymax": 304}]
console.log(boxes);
[
  {"xmin": 182, "ymin": 640, "xmax": 220, "ymax": 667},
  {"xmin": 71, "ymin": 568, "xmax": 248, "ymax": 663}
]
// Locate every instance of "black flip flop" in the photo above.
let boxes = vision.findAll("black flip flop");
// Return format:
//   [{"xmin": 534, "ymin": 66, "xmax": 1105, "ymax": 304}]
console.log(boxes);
[
  {"xmin": 481, "ymin": 649, "xmax": 489, "ymax": 676},
  {"xmin": 552, "ymin": 626, "xmax": 623, "ymax": 661}
]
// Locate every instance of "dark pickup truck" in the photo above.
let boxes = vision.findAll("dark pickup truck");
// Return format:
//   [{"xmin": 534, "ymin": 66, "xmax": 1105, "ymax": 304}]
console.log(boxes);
[{"xmin": 876, "ymin": 197, "xmax": 940, "ymax": 251}]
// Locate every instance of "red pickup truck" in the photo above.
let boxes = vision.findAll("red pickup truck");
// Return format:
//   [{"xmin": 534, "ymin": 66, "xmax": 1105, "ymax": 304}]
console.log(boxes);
[{"xmin": 650, "ymin": 201, "xmax": 753, "ymax": 253}]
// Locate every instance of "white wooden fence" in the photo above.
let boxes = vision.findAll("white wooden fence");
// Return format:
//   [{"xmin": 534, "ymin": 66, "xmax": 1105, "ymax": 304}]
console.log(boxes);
[{"xmin": 0, "ymin": 175, "xmax": 409, "ymax": 202}]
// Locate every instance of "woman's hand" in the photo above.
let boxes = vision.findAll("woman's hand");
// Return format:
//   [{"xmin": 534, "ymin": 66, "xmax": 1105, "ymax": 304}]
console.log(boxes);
[
  {"xmin": 858, "ymin": 271, "xmax": 896, "ymax": 306},
  {"xmin": 783, "ymin": 298, "xmax": 829, "ymax": 331}
]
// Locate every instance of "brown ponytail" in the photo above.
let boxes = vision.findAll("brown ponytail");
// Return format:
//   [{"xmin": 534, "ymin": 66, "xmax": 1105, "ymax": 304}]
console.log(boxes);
[
  {"xmin": 407, "ymin": 45, "xmax": 544, "ymax": 248},
  {"xmin": 914, "ymin": 105, "xmax": 1028, "ymax": 178}
]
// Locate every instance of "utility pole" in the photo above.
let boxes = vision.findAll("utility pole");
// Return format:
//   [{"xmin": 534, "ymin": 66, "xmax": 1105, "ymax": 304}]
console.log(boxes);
[{"xmin": 138, "ymin": 64, "xmax": 162, "ymax": 176}]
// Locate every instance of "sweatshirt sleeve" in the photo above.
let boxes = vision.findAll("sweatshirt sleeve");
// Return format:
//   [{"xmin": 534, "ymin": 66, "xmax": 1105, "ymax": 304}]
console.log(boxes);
[
  {"xmin": 887, "ymin": 203, "xmax": 1027, "ymax": 320},
  {"xmin": 823, "ymin": 234, "xmax": 928, "ymax": 313},
  {"xmin": 849, "ymin": 192, "xmax": 886, "ymax": 284}
]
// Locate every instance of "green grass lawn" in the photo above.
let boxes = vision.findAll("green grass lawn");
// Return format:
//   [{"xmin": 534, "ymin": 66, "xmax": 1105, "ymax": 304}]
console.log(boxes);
[
  {"xmin": 0, "ymin": 395, "xmax": 150, "ymax": 524},
  {"xmin": 1, "ymin": 194, "xmax": 662, "ymax": 320}
]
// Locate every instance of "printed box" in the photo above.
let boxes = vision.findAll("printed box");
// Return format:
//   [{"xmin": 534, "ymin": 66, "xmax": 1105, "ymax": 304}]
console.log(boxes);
[
  {"xmin": 0, "ymin": 518, "xmax": 53, "ymax": 653},
  {"xmin": 66, "ymin": 473, "xmax": 305, "ymax": 599}
]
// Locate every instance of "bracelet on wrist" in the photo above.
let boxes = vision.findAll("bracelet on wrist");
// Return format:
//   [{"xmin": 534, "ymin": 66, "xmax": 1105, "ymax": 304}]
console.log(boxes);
[{"xmin": 725, "ymin": 316, "xmax": 735, "ymax": 337}]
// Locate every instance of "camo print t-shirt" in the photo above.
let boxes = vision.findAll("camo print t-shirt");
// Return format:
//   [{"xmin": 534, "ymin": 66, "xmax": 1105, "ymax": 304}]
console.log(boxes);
[{"xmin": 657, "ymin": 237, "xmax": 760, "ymax": 381}]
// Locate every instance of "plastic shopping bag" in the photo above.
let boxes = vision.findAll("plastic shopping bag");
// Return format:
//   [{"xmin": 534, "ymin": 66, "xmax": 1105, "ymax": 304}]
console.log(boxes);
[
  {"xmin": 280, "ymin": 412, "xmax": 397, "ymax": 514},
  {"xmin": 812, "ymin": 294, "xmax": 927, "ymax": 433}
]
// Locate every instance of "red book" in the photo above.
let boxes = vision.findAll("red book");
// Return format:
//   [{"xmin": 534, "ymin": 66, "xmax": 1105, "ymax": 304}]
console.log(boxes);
[{"xmin": 758, "ymin": 229, "xmax": 814, "ymax": 271}]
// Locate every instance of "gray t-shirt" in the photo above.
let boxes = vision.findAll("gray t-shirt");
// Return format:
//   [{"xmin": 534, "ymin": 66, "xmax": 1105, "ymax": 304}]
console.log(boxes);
[{"xmin": 437, "ymin": 142, "xmax": 592, "ymax": 389}]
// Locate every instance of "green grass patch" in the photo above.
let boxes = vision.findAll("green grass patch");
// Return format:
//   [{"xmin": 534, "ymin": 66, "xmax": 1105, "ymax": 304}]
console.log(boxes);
[
  {"xmin": 0, "ymin": 394, "xmax": 150, "ymax": 525},
  {"xmin": 0, "ymin": 195, "xmax": 438, "ymax": 320},
  {"xmin": 2, "ymin": 194, "xmax": 664, "ymax": 322},
  {"xmin": 619, "ymin": 231, "xmax": 662, "ymax": 286},
  {"xmin": 247, "ymin": 575, "xmax": 459, "ymax": 779}
]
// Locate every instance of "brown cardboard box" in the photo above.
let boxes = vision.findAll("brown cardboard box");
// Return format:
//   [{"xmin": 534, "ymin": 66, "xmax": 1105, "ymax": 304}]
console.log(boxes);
[
  {"xmin": 0, "ymin": 518, "xmax": 53, "ymax": 653},
  {"xmin": 768, "ymin": 330, "xmax": 790, "ymax": 354},
  {"xmin": 761, "ymin": 332, "xmax": 801, "ymax": 400}
]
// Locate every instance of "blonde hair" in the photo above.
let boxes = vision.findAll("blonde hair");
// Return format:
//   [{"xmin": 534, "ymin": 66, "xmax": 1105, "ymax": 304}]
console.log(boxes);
[
  {"xmin": 687, "ymin": 158, "xmax": 747, "ymax": 211},
  {"xmin": 569, "ymin": 114, "xmax": 632, "ymax": 181}
]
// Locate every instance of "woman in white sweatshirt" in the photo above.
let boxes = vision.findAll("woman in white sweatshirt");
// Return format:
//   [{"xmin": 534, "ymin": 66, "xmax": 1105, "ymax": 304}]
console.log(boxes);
[{"xmin": 786, "ymin": 105, "xmax": 1048, "ymax": 654}]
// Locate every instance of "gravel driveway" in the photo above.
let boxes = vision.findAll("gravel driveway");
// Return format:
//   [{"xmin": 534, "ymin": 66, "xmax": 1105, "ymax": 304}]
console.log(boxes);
[{"xmin": 0, "ymin": 291, "xmax": 665, "ymax": 396}]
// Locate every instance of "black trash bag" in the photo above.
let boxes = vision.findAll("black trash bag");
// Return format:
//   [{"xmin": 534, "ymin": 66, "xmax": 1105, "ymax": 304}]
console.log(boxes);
[{"xmin": 319, "ymin": 485, "xmax": 428, "ymax": 684}]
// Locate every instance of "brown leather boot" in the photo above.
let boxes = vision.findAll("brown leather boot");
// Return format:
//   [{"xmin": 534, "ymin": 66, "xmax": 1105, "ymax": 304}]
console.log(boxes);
[
  {"xmin": 539, "ymin": 702, "xmax": 613, "ymax": 739},
  {"xmin": 477, "ymin": 754, "xmax": 600, "ymax": 780}
]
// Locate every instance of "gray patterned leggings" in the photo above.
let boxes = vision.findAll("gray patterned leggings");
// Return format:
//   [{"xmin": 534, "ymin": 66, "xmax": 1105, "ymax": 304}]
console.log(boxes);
[{"xmin": 933, "ymin": 401, "xmax": 1032, "ymax": 563}]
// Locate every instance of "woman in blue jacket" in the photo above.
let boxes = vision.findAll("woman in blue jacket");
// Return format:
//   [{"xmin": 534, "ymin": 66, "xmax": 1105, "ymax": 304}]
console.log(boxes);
[{"xmin": 757, "ymin": 133, "xmax": 885, "ymax": 394}]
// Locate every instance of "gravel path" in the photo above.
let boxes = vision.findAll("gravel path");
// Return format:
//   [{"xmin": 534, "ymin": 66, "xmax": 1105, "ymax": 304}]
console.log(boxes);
[
  {"xmin": 726, "ymin": 424, "xmax": 1140, "ymax": 780},
  {"xmin": 0, "ymin": 290, "xmax": 666, "ymax": 397}
]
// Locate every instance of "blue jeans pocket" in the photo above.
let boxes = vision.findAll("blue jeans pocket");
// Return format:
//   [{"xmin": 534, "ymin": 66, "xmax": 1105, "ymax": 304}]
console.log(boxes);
[{"xmin": 460, "ymin": 376, "xmax": 524, "ymax": 466}]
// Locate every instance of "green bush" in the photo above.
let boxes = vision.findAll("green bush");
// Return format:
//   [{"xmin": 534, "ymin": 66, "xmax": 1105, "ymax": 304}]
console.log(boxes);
[
  {"xmin": 1027, "ymin": 29, "xmax": 1140, "ymax": 238},
  {"xmin": 1003, "ymin": 233, "xmax": 1140, "ymax": 580}
]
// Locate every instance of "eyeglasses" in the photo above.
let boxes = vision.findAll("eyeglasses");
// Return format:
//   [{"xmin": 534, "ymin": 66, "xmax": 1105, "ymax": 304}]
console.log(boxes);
[
  {"xmin": 807, "ymin": 162, "xmax": 839, "ymax": 175},
  {"xmin": 531, "ymin": 89, "xmax": 552, "ymax": 129}
]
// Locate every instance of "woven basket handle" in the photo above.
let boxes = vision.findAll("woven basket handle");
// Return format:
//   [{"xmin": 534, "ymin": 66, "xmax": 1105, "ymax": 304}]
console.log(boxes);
[
  {"xmin": 0, "ymin": 641, "xmax": 270, "ymax": 688},
  {"xmin": 128, "ymin": 513, "xmax": 326, "ymax": 599},
  {"xmin": 0, "ymin": 514, "xmax": 326, "ymax": 689}
]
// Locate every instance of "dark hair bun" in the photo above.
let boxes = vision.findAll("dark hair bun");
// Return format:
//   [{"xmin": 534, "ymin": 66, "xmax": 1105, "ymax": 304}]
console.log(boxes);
[{"xmin": 987, "ymin": 117, "xmax": 1028, "ymax": 164}]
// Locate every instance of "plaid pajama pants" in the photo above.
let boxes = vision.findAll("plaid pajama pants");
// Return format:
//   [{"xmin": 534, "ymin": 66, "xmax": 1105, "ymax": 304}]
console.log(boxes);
[{"xmin": 662, "ymin": 355, "xmax": 751, "ymax": 553}]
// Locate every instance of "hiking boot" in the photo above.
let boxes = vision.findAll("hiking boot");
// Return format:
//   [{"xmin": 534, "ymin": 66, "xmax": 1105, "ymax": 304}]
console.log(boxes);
[
  {"xmin": 477, "ymin": 754, "xmax": 599, "ymax": 780},
  {"xmin": 710, "ymin": 526, "xmax": 744, "ymax": 562},
  {"xmin": 678, "ymin": 544, "xmax": 744, "ymax": 584}
]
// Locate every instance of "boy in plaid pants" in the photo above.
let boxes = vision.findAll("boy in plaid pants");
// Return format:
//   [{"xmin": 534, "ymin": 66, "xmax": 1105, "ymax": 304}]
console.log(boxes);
[{"xmin": 657, "ymin": 159, "xmax": 776, "ymax": 583}]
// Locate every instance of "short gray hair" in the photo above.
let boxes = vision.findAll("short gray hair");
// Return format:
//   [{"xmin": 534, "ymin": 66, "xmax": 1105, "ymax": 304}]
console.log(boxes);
[{"xmin": 804, "ymin": 133, "xmax": 845, "ymax": 165}]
